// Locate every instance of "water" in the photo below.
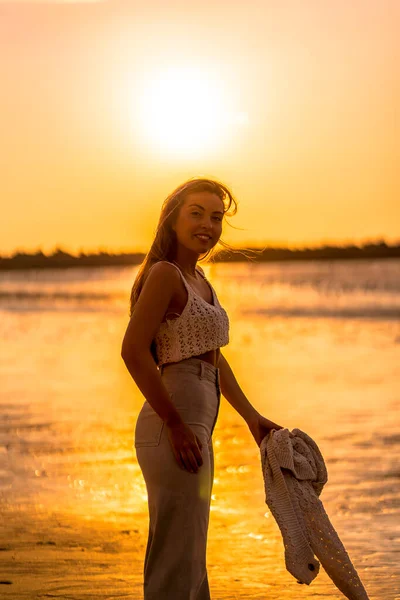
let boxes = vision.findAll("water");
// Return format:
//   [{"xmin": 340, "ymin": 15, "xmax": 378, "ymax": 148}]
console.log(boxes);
[{"xmin": 0, "ymin": 259, "xmax": 399, "ymax": 599}]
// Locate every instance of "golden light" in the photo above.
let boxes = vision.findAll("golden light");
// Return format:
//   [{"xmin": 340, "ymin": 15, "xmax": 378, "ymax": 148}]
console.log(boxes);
[{"xmin": 132, "ymin": 65, "xmax": 248, "ymax": 160}]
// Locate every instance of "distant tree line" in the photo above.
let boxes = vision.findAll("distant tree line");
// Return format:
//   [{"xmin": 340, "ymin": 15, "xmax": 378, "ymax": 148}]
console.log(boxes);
[{"xmin": 0, "ymin": 241, "xmax": 399, "ymax": 270}]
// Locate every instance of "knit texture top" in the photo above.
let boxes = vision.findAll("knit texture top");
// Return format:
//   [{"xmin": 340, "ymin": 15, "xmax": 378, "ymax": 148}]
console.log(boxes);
[
  {"xmin": 260, "ymin": 428, "xmax": 370, "ymax": 598},
  {"xmin": 153, "ymin": 261, "xmax": 229, "ymax": 367}
]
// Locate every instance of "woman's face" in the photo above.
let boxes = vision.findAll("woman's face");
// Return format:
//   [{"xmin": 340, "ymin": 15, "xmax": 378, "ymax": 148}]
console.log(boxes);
[{"xmin": 173, "ymin": 191, "xmax": 224, "ymax": 254}]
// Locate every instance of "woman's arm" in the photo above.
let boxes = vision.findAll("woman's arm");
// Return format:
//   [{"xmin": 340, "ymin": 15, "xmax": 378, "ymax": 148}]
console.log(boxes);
[
  {"xmin": 121, "ymin": 262, "xmax": 184, "ymax": 427},
  {"xmin": 217, "ymin": 351, "xmax": 284, "ymax": 446}
]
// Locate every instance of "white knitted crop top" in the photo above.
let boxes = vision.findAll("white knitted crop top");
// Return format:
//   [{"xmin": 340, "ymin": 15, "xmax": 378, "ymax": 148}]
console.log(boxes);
[{"xmin": 153, "ymin": 261, "xmax": 229, "ymax": 366}]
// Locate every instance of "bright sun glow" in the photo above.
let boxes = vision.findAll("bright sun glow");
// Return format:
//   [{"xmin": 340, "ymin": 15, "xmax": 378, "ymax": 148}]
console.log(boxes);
[{"xmin": 133, "ymin": 65, "xmax": 248, "ymax": 159}]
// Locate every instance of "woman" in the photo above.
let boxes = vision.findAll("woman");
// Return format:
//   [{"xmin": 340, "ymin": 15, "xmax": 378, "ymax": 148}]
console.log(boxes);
[{"xmin": 121, "ymin": 177, "xmax": 283, "ymax": 600}]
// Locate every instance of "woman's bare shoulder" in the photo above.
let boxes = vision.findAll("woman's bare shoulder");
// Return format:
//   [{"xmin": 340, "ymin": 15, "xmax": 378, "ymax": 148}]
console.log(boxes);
[
  {"xmin": 144, "ymin": 260, "xmax": 181, "ymax": 284},
  {"xmin": 121, "ymin": 262, "xmax": 180, "ymax": 357}
]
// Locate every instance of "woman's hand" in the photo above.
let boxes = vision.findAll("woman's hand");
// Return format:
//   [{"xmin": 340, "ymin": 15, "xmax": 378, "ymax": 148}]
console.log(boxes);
[
  {"xmin": 247, "ymin": 413, "xmax": 284, "ymax": 447},
  {"xmin": 166, "ymin": 421, "xmax": 204, "ymax": 474}
]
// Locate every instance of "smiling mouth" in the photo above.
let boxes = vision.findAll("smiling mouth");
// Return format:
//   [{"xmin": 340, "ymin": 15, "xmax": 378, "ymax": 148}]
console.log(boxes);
[{"xmin": 194, "ymin": 234, "xmax": 211, "ymax": 241}]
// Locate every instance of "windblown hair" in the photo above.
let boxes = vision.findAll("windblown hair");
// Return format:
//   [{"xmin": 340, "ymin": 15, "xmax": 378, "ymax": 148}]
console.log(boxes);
[
  {"xmin": 128, "ymin": 177, "xmax": 257, "ymax": 364},
  {"xmin": 129, "ymin": 177, "xmax": 238, "ymax": 318}
]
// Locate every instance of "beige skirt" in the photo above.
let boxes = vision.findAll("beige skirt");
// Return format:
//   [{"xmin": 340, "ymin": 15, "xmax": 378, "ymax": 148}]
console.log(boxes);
[{"xmin": 134, "ymin": 357, "xmax": 221, "ymax": 600}]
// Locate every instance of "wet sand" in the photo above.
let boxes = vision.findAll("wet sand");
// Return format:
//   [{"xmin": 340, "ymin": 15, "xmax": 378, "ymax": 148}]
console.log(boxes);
[{"xmin": 0, "ymin": 415, "xmax": 395, "ymax": 600}]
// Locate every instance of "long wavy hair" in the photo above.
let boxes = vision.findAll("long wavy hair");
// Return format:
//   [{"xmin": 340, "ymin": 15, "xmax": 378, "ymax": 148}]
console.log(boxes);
[{"xmin": 128, "ymin": 177, "xmax": 253, "ymax": 363}]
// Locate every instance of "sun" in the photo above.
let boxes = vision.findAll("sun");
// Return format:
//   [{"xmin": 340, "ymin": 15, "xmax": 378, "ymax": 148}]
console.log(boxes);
[{"xmin": 132, "ymin": 65, "xmax": 247, "ymax": 159}]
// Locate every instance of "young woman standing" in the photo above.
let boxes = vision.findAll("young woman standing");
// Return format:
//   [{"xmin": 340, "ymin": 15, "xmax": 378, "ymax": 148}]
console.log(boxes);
[{"xmin": 121, "ymin": 178, "xmax": 283, "ymax": 599}]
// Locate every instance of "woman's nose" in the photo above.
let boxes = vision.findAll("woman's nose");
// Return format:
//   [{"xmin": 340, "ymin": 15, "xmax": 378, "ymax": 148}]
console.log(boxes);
[{"xmin": 200, "ymin": 216, "xmax": 214, "ymax": 228}]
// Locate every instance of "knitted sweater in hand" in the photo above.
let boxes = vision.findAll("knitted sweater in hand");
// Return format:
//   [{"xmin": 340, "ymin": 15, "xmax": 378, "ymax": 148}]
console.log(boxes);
[{"xmin": 260, "ymin": 428, "xmax": 370, "ymax": 599}]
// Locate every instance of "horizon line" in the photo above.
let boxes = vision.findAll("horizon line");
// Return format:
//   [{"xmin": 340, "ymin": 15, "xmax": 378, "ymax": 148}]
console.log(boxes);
[{"xmin": 1, "ymin": 237, "xmax": 400, "ymax": 260}]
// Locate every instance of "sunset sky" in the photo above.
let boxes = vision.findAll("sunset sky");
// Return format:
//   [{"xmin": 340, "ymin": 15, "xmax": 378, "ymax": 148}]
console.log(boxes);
[{"xmin": 1, "ymin": 0, "xmax": 399, "ymax": 257}]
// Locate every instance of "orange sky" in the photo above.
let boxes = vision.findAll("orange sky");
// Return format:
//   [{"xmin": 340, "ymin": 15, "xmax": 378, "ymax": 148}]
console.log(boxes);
[{"xmin": 1, "ymin": 0, "xmax": 399, "ymax": 257}]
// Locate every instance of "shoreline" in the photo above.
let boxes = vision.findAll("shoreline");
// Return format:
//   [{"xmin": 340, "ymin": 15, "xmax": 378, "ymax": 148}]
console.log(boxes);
[{"xmin": 1, "ymin": 244, "xmax": 400, "ymax": 271}]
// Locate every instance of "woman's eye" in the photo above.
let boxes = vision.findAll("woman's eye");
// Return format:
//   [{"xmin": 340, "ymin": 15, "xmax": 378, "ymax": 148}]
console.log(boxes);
[{"xmin": 191, "ymin": 211, "xmax": 222, "ymax": 222}]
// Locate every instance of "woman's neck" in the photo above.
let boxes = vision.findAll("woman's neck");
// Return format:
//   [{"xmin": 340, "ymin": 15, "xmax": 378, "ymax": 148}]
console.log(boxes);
[{"xmin": 171, "ymin": 259, "xmax": 198, "ymax": 279}]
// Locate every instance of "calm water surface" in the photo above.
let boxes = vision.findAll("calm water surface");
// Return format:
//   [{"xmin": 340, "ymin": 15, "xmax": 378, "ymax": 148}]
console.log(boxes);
[{"xmin": 0, "ymin": 260, "xmax": 399, "ymax": 599}]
